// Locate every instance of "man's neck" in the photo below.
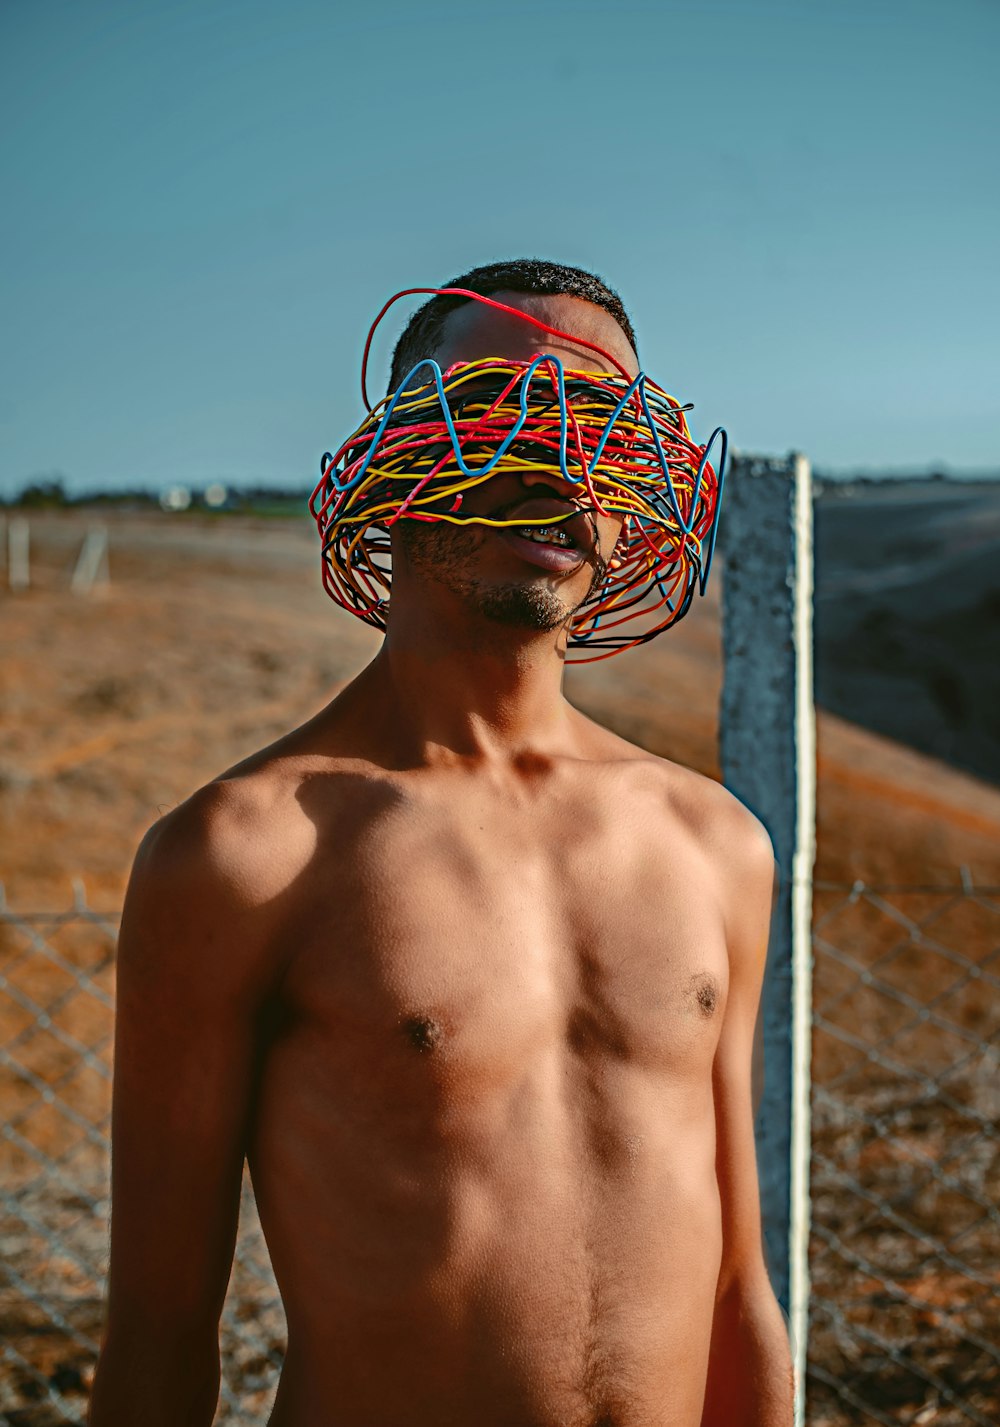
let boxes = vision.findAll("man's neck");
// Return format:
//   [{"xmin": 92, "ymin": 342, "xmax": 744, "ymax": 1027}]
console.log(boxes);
[{"xmin": 351, "ymin": 602, "xmax": 576, "ymax": 767}]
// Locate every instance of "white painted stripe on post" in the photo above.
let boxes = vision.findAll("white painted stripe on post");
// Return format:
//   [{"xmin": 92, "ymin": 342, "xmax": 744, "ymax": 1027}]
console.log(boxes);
[{"xmin": 789, "ymin": 452, "xmax": 815, "ymax": 1427}]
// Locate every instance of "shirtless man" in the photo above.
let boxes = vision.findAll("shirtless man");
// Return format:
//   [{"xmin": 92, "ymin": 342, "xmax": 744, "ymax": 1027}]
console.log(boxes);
[{"xmin": 89, "ymin": 260, "xmax": 794, "ymax": 1426}]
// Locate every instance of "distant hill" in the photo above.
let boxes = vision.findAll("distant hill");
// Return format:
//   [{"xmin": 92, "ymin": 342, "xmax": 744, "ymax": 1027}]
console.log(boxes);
[{"xmin": 811, "ymin": 480, "xmax": 1000, "ymax": 787}]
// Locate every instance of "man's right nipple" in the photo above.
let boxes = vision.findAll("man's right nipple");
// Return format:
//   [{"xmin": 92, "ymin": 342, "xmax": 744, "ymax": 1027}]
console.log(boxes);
[{"xmin": 400, "ymin": 1014, "xmax": 444, "ymax": 1053}]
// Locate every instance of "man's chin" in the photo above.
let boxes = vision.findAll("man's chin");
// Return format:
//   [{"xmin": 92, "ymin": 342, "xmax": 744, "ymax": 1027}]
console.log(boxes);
[{"xmin": 474, "ymin": 582, "xmax": 572, "ymax": 633}]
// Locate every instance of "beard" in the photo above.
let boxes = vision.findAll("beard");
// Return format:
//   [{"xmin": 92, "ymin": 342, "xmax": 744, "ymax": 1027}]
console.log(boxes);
[{"xmin": 395, "ymin": 519, "xmax": 607, "ymax": 633}]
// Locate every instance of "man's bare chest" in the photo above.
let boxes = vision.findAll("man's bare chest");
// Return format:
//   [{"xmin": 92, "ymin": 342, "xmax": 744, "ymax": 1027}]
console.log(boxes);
[{"xmin": 274, "ymin": 777, "xmax": 729, "ymax": 1097}]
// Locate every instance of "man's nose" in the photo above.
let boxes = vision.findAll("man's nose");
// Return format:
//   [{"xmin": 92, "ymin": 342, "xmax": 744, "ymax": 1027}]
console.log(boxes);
[{"xmin": 519, "ymin": 468, "xmax": 578, "ymax": 498}]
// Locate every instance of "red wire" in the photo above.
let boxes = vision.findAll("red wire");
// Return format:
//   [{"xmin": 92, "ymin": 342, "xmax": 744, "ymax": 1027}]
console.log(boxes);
[{"xmin": 360, "ymin": 287, "xmax": 634, "ymax": 409}]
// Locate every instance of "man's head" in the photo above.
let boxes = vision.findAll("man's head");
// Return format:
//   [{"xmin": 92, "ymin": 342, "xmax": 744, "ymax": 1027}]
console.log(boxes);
[
  {"xmin": 384, "ymin": 261, "xmax": 640, "ymax": 643},
  {"xmin": 309, "ymin": 261, "xmax": 724, "ymax": 661}
]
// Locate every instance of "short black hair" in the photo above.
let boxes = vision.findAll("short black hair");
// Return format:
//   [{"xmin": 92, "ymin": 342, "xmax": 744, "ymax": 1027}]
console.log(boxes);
[{"xmin": 387, "ymin": 258, "xmax": 638, "ymax": 394}]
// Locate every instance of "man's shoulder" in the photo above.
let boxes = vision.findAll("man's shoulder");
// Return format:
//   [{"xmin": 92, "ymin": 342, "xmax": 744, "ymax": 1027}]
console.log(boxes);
[
  {"xmin": 120, "ymin": 750, "xmax": 389, "ymax": 991},
  {"xmin": 667, "ymin": 761, "xmax": 772, "ymax": 858},
  {"xmin": 617, "ymin": 749, "xmax": 776, "ymax": 885},
  {"xmin": 132, "ymin": 747, "xmax": 374, "ymax": 912},
  {"xmin": 575, "ymin": 714, "xmax": 769, "ymax": 850}
]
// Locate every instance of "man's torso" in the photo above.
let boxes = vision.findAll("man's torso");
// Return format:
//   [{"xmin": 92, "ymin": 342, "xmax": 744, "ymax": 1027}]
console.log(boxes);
[{"xmin": 237, "ymin": 735, "xmax": 734, "ymax": 1427}]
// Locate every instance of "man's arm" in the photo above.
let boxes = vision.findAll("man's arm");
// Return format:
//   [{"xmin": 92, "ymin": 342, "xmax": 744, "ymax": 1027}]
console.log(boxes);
[
  {"xmin": 700, "ymin": 811, "xmax": 794, "ymax": 1427},
  {"xmin": 89, "ymin": 783, "xmax": 287, "ymax": 1427}
]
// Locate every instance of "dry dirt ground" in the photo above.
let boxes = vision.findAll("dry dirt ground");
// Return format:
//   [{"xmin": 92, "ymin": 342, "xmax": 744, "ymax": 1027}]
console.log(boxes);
[{"xmin": 2, "ymin": 511, "xmax": 998, "ymax": 1425}]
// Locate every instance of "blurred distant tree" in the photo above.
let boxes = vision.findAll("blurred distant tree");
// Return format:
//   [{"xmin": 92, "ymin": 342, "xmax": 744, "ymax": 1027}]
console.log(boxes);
[{"xmin": 16, "ymin": 475, "xmax": 68, "ymax": 508}]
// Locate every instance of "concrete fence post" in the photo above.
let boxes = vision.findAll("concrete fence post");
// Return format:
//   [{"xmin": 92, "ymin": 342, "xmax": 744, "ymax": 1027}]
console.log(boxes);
[
  {"xmin": 719, "ymin": 452, "xmax": 816, "ymax": 1424},
  {"xmin": 71, "ymin": 524, "xmax": 111, "ymax": 594}
]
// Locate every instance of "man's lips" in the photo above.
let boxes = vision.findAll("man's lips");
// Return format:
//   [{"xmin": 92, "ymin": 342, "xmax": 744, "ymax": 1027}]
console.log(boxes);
[{"xmin": 493, "ymin": 528, "xmax": 585, "ymax": 573}]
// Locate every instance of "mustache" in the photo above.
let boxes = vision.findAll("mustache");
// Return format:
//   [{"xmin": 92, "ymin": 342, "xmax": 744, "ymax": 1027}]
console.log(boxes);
[{"xmin": 488, "ymin": 494, "xmax": 593, "ymax": 520}]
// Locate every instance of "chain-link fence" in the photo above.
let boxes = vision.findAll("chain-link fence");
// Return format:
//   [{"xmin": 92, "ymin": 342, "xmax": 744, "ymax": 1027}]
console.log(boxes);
[
  {"xmin": 2, "ymin": 877, "xmax": 998, "ymax": 1425},
  {"xmin": 0, "ymin": 884, "xmax": 284, "ymax": 1426},
  {"xmin": 809, "ymin": 877, "xmax": 1000, "ymax": 1427}
]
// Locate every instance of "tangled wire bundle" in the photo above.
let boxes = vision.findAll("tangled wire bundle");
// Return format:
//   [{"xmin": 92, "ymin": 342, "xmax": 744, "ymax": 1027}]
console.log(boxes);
[{"xmin": 310, "ymin": 293, "xmax": 727, "ymax": 661}]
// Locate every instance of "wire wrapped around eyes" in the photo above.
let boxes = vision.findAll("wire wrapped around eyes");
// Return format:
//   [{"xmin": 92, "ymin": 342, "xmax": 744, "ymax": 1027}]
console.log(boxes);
[{"xmin": 309, "ymin": 351, "xmax": 727, "ymax": 662}]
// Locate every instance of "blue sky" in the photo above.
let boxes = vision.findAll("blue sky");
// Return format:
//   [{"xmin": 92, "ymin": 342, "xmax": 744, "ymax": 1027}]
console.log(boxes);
[{"xmin": 1, "ymin": 0, "xmax": 996, "ymax": 497}]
